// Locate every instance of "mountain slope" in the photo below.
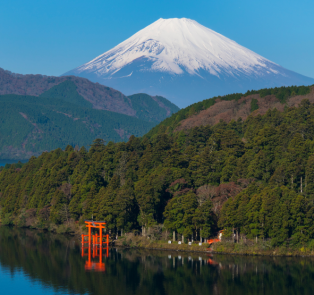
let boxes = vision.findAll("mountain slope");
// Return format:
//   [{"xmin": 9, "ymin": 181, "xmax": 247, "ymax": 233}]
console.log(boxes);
[
  {"xmin": 0, "ymin": 68, "xmax": 179, "ymax": 122},
  {"xmin": 0, "ymin": 94, "xmax": 156, "ymax": 160},
  {"xmin": 127, "ymin": 93, "xmax": 179, "ymax": 122},
  {"xmin": 39, "ymin": 80, "xmax": 93, "ymax": 108},
  {"xmin": 63, "ymin": 18, "xmax": 314, "ymax": 108},
  {"xmin": 146, "ymin": 85, "xmax": 314, "ymax": 137}
]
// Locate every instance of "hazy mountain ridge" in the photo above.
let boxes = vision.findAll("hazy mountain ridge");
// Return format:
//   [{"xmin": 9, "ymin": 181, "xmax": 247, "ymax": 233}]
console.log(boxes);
[
  {"xmin": 64, "ymin": 18, "xmax": 314, "ymax": 107},
  {"xmin": 0, "ymin": 68, "xmax": 179, "ymax": 160},
  {"xmin": 0, "ymin": 67, "xmax": 179, "ymax": 122},
  {"xmin": 127, "ymin": 93, "xmax": 179, "ymax": 122},
  {"xmin": 0, "ymin": 94, "xmax": 156, "ymax": 160}
]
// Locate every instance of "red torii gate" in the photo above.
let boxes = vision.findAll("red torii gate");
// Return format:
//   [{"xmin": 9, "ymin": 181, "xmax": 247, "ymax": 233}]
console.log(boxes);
[{"xmin": 81, "ymin": 220, "xmax": 109, "ymax": 246}]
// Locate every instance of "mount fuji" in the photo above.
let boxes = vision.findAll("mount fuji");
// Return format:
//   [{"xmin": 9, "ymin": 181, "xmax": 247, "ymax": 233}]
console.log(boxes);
[{"xmin": 63, "ymin": 18, "xmax": 314, "ymax": 108}]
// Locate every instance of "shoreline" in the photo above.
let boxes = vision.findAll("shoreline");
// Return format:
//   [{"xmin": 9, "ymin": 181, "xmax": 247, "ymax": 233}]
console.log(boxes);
[
  {"xmin": 2, "ymin": 223, "xmax": 314, "ymax": 257},
  {"xmin": 114, "ymin": 235, "xmax": 314, "ymax": 257},
  {"xmin": 114, "ymin": 244, "xmax": 314, "ymax": 257}
]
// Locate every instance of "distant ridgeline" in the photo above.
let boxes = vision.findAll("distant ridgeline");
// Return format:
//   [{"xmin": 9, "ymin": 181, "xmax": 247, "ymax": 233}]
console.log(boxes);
[
  {"xmin": 0, "ymin": 74, "xmax": 179, "ymax": 159},
  {"xmin": 0, "ymin": 92, "xmax": 155, "ymax": 160},
  {"xmin": 2, "ymin": 85, "xmax": 314, "ymax": 247}
]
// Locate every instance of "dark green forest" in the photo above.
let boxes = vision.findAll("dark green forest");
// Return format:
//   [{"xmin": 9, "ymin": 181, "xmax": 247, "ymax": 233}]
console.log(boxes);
[
  {"xmin": 0, "ymin": 80, "xmax": 179, "ymax": 159},
  {"xmin": 128, "ymin": 93, "xmax": 179, "ymax": 123},
  {"xmin": 2, "ymin": 89, "xmax": 314, "ymax": 247},
  {"xmin": 41, "ymin": 81, "xmax": 179, "ymax": 124},
  {"xmin": 0, "ymin": 94, "xmax": 155, "ymax": 159},
  {"xmin": 40, "ymin": 80, "xmax": 94, "ymax": 108}
]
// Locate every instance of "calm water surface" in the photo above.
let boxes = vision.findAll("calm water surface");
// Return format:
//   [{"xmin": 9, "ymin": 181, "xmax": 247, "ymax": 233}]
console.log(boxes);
[{"xmin": 0, "ymin": 226, "xmax": 313, "ymax": 295}]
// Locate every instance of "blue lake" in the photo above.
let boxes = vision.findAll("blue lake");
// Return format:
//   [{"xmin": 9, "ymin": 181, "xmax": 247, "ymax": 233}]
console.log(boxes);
[{"xmin": 0, "ymin": 226, "xmax": 313, "ymax": 295}]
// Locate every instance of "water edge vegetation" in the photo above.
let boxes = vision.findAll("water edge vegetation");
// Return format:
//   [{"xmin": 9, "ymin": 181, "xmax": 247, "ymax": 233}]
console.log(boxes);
[{"xmin": 1, "ymin": 86, "xmax": 314, "ymax": 255}]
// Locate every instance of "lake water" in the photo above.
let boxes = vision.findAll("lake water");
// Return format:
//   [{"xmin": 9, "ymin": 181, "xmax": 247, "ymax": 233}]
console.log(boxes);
[{"xmin": 0, "ymin": 226, "xmax": 313, "ymax": 295}]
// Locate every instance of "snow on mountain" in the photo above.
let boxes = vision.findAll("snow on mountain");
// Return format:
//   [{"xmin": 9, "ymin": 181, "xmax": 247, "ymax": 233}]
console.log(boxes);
[{"xmin": 63, "ymin": 18, "xmax": 314, "ymax": 108}]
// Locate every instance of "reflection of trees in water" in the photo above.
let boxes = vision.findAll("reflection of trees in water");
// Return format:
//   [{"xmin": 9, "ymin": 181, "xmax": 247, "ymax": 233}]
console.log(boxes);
[{"xmin": 0, "ymin": 227, "xmax": 314, "ymax": 295}]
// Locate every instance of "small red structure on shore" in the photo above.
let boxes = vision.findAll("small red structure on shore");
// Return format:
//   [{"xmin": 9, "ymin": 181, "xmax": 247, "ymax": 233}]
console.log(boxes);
[
  {"xmin": 81, "ymin": 220, "xmax": 109, "ymax": 246},
  {"xmin": 207, "ymin": 230, "xmax": 224, "ymax": 251}
]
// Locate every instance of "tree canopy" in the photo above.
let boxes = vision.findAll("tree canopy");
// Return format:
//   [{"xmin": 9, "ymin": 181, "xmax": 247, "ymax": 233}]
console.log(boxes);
[{"xmin": 2, "ymin": 96, "xmax": 314, "ymax": 246}]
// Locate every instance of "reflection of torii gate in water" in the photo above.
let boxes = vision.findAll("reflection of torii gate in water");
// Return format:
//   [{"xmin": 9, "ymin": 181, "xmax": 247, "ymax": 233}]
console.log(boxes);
[
  {"xmin": 81, "ymin": 243, "xmax": 109, "ymax": 271},
  {"xmin": 81, "ymin": 220, "xmax": 110, "ymax": 272}
]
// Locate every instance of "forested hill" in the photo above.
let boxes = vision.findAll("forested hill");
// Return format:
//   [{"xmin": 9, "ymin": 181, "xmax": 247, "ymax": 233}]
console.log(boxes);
[
  {"xmin": 0, "ymin": 68, "xmax": 179, "ymax": 159},
  {"xmin": 2, "ymin": 93, "xmax": 314, "ymax": 247},
  {"xmin": 146, "ymin": 85, "xmax": 314, "ymax": 137},
  {"xmin": 0, "ymin": 68, "xmax": 179, "ymax": 122},
  {"xmin": 0, "ymin": 94, "xmax": 155, "ymax": 160}
]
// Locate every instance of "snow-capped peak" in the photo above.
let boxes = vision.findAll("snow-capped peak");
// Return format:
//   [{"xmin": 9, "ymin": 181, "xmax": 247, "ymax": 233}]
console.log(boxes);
[{"xmin": 74, "ymin": 18, "xmax": 277, "ymax": 78}]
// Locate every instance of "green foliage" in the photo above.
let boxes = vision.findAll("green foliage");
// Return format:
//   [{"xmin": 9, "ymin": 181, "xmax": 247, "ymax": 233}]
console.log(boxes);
[
  {"xmin": 164, "ymin": 190, "xmax": 198, "ymax": 236},
  {"xmin": 128, "ymin": 93, "xmax": 179, "ymax": 123},
  {"xmin": 219, "ymin": 185, "xmax": 313, "ymax": 246},
  {"xmin": 0, "ymin": 82, "xmax": 180, "ymax": 159},
  {"xmin": 146, "ymin": 85, "xmax": 311, "ymax": 138},
  {"xmin": 40, "ymin": 80, "xmax": 93, "ymax": 108},
  {"xmin": 2, "ymin": 213, "xmax": 13, "ymax": 225},
  {"xmin": 2, "ymin": 95, "xmax": 314, "ymax": 245},
  {"xmin": 245, "ymin": 85, "xmax": 310, "ymax": 103},
  {"xmin": 0, "ymin": 94, "xmax": 156, "ymax": 159},
  {"xmin": 250, "ymin": 98, "xmax": 259, "ymax": 112},
  {"xmin": 0, "ymin": 161, "xmax": 25, "ymax": 171}
]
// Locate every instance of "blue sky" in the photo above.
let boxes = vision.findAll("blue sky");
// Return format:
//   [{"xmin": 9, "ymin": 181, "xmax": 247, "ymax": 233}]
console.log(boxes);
[{"xmin": 0, "ymin": 0, "xmax": 313, "ymax": 78}]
